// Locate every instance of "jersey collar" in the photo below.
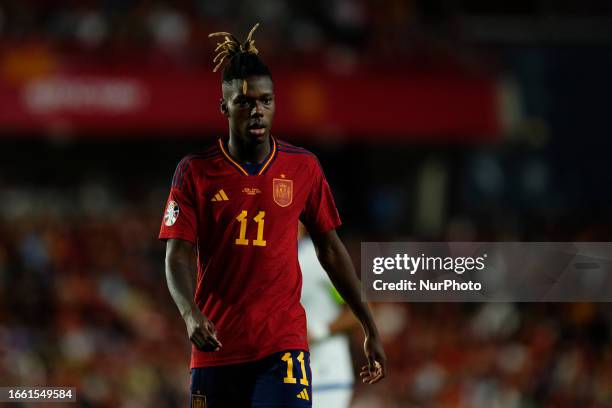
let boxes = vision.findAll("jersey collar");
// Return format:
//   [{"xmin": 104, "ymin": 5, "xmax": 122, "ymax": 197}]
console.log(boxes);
[{"xmin": 218, "ymin": 136, "xmax": 277, "ymax": 176}]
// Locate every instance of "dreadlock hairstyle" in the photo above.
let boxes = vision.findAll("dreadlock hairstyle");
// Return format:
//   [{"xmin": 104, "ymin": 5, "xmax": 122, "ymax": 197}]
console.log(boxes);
[{"xmin": 208, "ymin": 23, "xmax": 272, "ymax": 94}]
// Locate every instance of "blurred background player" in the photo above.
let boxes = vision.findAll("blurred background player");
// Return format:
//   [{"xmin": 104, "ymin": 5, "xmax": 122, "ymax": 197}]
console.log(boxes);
[{"xmin": 299, "ymin": 223, "xmax": 357, "ymax": 408}]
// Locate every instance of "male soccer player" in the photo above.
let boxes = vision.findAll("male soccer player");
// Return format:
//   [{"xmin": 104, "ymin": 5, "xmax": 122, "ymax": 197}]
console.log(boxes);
[
  {"xmin": 160, "ymin": 24, "xmax": 385, "ymax": 407},
  {"xmin": 299, "ymin": 225, "xmax": 358, "ymax": 408}
]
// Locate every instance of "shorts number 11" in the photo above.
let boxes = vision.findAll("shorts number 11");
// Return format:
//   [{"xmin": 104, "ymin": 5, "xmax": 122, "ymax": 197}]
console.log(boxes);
[{"xmin": 281, "ymin": 352, "xmax": 309, "ymax": 386}]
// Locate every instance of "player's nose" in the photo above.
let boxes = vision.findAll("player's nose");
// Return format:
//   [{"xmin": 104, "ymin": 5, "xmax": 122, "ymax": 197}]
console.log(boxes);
[{"xmin": 250, "ymin": 101, "xmax": 264, "ymax": 117}]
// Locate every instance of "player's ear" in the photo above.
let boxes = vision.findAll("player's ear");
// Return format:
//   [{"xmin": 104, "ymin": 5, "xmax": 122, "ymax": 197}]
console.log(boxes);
[{"xmin": 220, "ymin": 99, "xmax": 229, "ymax": 117}]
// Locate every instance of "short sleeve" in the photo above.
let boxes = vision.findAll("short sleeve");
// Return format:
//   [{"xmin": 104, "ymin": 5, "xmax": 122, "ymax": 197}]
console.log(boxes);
[
  {"xmin": 300, "ymin": 159, "xmax": 341, "ymax": 234},
  {"xmin": 159, "ymin": 157, "xmax": 198, "ymax": 244}
]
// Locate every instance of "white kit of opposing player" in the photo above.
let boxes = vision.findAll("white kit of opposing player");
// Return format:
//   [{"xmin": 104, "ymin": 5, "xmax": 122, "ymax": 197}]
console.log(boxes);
[{"xmin": 299, "ymin": 237, "xmax": 354, "ymax": 408}]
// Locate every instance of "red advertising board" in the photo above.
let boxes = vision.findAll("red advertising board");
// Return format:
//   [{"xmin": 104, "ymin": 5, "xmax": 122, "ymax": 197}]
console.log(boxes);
[{"xmin": 0, "ymin": 51, "xmax": 499, "ymax": 142}]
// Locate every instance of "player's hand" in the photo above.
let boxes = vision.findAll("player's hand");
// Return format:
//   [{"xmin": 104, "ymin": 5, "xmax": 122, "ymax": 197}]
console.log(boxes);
[
  {"xmin": 183, "ymin": 308, "xmax": 222, "ymax": 352},
  {"xmin": 360, "ymin": 334, "xmax": 386, "ymax": 384}
]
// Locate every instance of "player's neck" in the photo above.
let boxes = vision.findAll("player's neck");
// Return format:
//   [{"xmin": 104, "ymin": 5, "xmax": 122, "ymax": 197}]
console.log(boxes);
[{"xmin": 227, "ymin": 135, "xmax": 271, "ymax": 164}]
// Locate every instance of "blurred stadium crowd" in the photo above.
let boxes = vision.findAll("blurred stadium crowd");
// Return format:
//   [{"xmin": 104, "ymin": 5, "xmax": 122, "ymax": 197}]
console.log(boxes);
[
  {"xmin": 0, "ymin": 0, "xmax": 445, "ymax": 62},
  {"xmin": 1, "ymin": 0, "xmax": 610, "ymax": 63},
  {"xmin": 1, "ymin": 1, "xmax": 612, "ymax": 407},
  {"xmin": 0, "ymin": 141, "xmax": 611, "ymax": 407}
]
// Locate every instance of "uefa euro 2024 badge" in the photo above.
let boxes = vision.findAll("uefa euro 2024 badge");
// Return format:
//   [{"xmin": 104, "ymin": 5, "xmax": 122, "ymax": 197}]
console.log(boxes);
[{"xmin": 164, "ymin": 200, "xmax": 180, "ymax": 226}]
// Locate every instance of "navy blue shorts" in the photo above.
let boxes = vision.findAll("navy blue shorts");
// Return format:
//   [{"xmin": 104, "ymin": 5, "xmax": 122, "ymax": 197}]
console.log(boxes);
[{"xmin": 190, "ymin": 350, "xmax": 312, "ymax": 408}]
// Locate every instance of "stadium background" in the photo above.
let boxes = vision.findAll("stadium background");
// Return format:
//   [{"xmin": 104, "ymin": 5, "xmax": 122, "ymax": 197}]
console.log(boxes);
[{"xmin": 1, "ymin": 0, "xmax": 611, "ymax": 406}]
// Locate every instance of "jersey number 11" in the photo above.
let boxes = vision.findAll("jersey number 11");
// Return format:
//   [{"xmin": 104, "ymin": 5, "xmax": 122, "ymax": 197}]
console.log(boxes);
[{"xmin": 235, "ymin": 210, "xmax": 267, "ymax": 247}]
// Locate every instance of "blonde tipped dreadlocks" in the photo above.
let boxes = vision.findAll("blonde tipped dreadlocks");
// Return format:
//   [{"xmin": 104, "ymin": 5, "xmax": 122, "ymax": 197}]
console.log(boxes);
[
  {"xmin": 208, "ymin": 23, "xmax": 271, "ymax": 94},
  {"xmin": 208, "ymin": 23, "xmax": 260, "ymax": 73}
]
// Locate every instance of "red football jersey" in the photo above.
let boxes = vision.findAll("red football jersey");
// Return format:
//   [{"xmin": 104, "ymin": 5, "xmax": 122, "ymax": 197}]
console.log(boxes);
[{"xmin": 159, "ymin": 137, "xmax": 341, "ymax": 368}]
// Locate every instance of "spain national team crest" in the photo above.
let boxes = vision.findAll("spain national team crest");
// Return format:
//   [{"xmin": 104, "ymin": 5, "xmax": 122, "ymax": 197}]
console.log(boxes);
[
  {"xmin": 272, "ymin": 178, "xmax": 293, "ymax": 207},
  {"xmin": 164, "ymin": 200, "xmax": 179, "ymax": 226}
]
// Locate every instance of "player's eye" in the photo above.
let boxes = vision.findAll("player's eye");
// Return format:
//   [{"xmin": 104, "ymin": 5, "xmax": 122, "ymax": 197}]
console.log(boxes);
[
  {"xmin": 235, "ymin": 98, "xmax": 249, "ymax": 107},
  {"xmin": 262, "ymin": 97, "xmax": 273, "ymax": 105}
]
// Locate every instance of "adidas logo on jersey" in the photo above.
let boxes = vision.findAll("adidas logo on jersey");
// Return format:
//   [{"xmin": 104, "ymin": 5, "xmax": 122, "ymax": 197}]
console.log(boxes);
[
  {"xmin": 211, "ymin": 189, "xmax": 229, "ymax": 202},
  {"xmin": 296, "ymin": 388, "xmax": 309, "ymax": 401}
]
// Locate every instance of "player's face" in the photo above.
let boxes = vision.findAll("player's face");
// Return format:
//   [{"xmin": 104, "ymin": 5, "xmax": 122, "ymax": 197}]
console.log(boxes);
[{"xmin": 222, "ymin": 75, "xmax": 275, "ymax": 145}]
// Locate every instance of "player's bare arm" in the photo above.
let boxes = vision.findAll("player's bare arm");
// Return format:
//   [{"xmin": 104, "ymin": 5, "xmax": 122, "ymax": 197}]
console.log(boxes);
[
  {"xmin": 310, "ymin": 229, "xmax": 387, "ymax": 384},
  {"xmin": 165, "ymin": 238, "xmax": 222, "ymax": 352},
  {"xmin": 328, "ymin": 306, "xmax": 360, "ymax": 336},
  {"xmin": 307, "ymin": 305, "xmax": 357, "ymax": 344}
]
